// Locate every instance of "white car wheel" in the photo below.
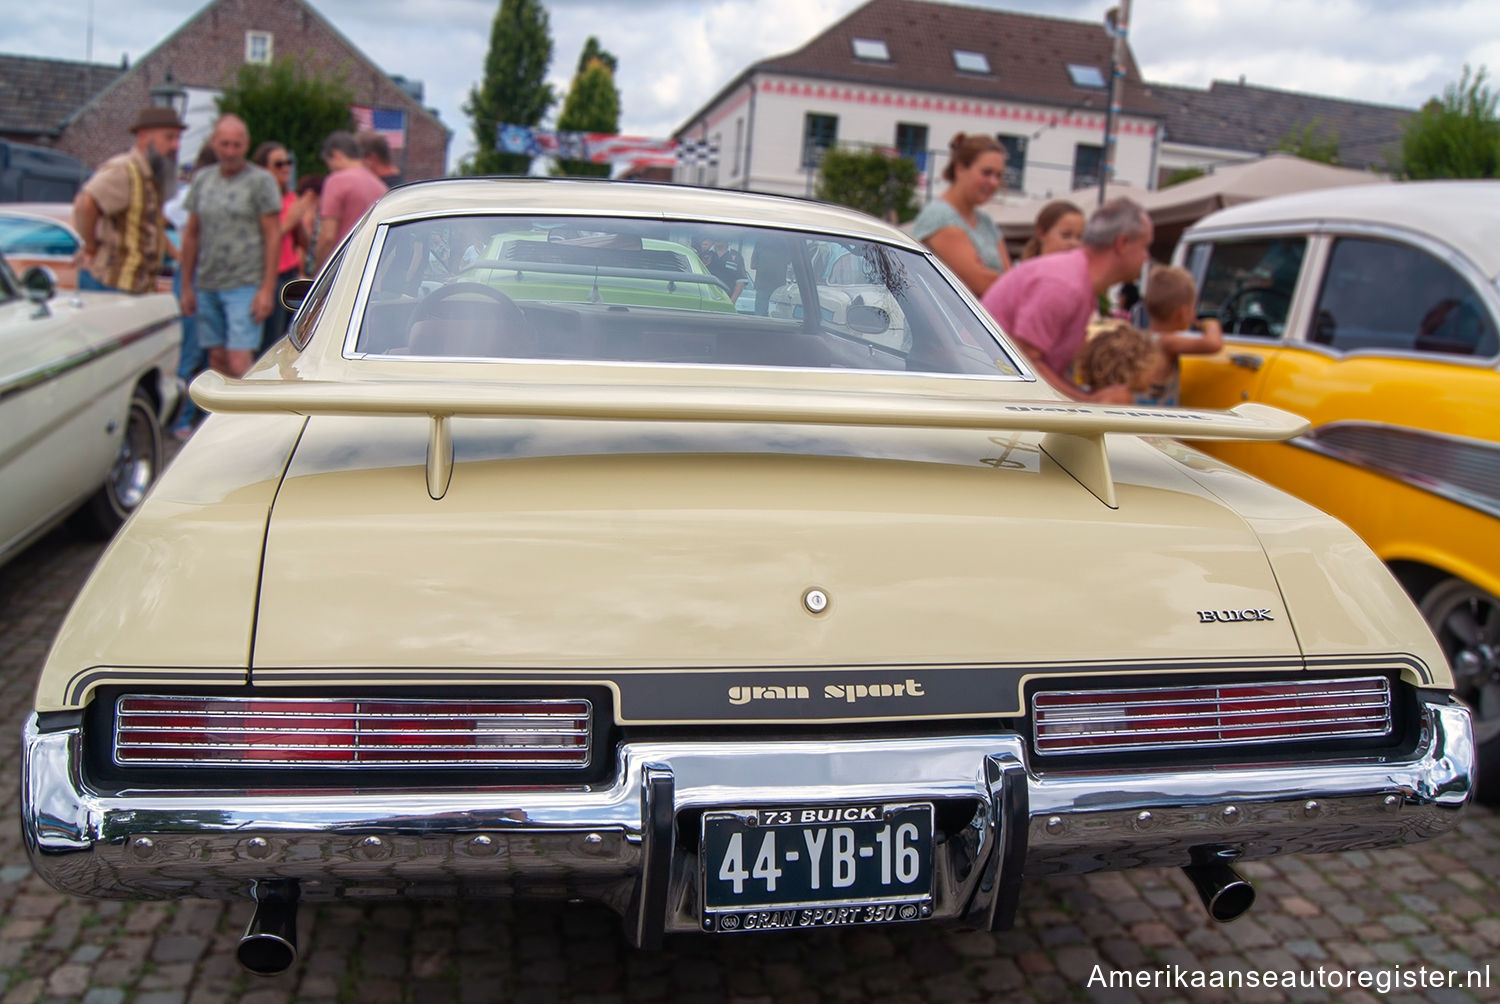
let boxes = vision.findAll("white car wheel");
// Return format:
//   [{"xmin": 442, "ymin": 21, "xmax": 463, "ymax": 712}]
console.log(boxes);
[{"xmin": 76, "ymin": 387, "xmax": 162, "ymax": 538}]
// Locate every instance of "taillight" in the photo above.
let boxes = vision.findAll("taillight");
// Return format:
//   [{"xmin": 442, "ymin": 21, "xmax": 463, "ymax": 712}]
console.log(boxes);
[
  {"xmin": 114, "ymin": 696, "xmax": 591, "ymax": 767},
  {"xmin": 1032, "ymin": 677, "xmax": 1391, "ymax": 755}
]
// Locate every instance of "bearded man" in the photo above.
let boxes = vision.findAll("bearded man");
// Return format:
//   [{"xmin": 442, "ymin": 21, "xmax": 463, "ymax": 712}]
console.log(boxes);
[{"xmin": 74, "ymin": 106, "xmax": 185, "ymax": 294}]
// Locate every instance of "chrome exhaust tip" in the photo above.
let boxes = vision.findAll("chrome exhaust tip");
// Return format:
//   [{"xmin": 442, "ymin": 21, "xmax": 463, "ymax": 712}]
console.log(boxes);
[
  {"xmin": 1183, "ymin": 862, "xmax": 1255, "ymax": 923},
  {"xmin": 236, "ymin": 879, "xmax": 299, "ymax": 976}
]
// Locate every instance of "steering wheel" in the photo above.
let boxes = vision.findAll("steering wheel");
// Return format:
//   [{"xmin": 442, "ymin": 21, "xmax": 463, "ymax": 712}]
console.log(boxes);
[
  {"xmin": 1218, "ymin": 287, "xmax": 1291, "ymax": 337},
  {"xmin": 408, "ymin": 282, "xmax": 523, "ymax": 327}
]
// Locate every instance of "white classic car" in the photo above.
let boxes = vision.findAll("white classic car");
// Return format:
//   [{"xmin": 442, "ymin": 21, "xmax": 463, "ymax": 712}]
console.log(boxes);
[
  {"xmin": 21, "ymin": 180, "xmax": 1473, "ymax": 976},
  {"xmin": 768, "ymin": 241, "xmax": 911, "ymax": 352},
  {"xmin": 0, "ymin": 251, "xmax": 181, "ymax": 565}
]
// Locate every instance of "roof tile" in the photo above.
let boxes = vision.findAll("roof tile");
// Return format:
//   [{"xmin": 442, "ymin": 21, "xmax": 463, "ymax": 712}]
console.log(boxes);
[
  {"xmin": 754, "ymin": 0, "xmax": 1160, "ymax": 117},
  {"xmin": 1147, "ymin": 79, "xmax": 1413, "ymax": 170},
  {"xmin": 0, "ymin": 54, "xmax": 125, "ymax": 137}
]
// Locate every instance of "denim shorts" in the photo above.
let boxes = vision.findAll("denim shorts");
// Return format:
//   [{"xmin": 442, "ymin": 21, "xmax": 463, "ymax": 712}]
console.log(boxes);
[{"xmin": 195, "ymin": 284, "xmax": 261, "ymax": 352}]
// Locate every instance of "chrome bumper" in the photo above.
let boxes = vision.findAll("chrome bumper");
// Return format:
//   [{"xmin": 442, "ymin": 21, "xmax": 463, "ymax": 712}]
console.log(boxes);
[{"xmin": 23, "ymin": 700, "xmax": 1473, "ymax": 944}]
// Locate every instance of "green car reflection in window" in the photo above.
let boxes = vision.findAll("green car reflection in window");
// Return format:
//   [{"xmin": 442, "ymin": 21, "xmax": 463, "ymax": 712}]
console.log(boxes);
[{"xmin": 452, "ymin": 229, "xmax": 736, "ymax": 313}]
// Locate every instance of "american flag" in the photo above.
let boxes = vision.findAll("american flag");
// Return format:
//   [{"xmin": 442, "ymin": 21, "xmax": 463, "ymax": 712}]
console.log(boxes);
[
  {"xmin": 350, "ymin": 106, "xmax": 407, "ymax": 150},
  {"xmin": 584, "ymin": 134, "xmax": 677, "ymax": 166}
]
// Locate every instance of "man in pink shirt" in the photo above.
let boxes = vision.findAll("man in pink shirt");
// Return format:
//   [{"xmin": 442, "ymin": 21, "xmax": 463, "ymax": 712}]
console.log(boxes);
[
  {"xmin": 981, "ymin": 198, "xmax": 1153, "ymax": 403},
  {"xmin": 314, "ymin": 130, "xmax": 387, "ymax": 270}
]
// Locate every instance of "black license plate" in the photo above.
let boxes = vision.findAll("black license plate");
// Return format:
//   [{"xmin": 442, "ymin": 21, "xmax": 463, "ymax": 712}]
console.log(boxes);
[{"xmin": 700, "ymin": 802, "xmax": 934, "ymax": 933}]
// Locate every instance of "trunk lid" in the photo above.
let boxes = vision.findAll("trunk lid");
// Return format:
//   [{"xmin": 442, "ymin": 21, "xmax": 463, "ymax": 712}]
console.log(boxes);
[{"xmin": 249, "ymin": 416, "xmax": 1302, "ymax": 720}]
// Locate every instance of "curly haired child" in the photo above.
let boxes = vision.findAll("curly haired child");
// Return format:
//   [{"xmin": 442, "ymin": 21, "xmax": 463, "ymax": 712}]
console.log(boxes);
[{"xmin": 1075, "ymin": 322, "xmax": 1162, "ymax": 396}]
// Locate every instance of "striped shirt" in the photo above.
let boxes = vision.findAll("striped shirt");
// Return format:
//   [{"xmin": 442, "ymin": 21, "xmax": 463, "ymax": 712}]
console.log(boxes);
[{"xmin": 81, "ymin": 148, "xmax": 166, "ymax": 294}]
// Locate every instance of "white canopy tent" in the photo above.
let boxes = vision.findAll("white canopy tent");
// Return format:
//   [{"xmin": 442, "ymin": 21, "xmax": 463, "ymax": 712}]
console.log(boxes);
[{"xmin": 1143, "ymin": 153, "xmax": 1388, "ymax": 226}]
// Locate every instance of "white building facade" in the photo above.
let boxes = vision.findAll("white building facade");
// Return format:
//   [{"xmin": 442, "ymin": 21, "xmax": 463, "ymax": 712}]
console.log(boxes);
[{"xmin": 674, "ymin": 0, "xmax": 1163, "ymax": 210}]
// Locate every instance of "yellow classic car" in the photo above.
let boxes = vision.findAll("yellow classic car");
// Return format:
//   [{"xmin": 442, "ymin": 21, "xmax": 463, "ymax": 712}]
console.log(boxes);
[
  {"xmin": 0, "ymin": 248, "xmax": 182, "ymax": 565},
  {"xmin": 1176, "ymin": 181, "xmax": 1499, "ymax": 805},
  {"xmin": 22, "ymin": 179, "xmax": 1474, "ymax": 974}
]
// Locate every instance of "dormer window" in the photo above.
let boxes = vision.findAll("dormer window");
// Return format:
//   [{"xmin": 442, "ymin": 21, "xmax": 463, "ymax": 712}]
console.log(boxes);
[
  {"xmin": 246, "ymin": 31, "xmax": 273, "ymax": 65},
  {"xmin": 1068, "ymin": 63, "xmax": 1106, "ymax": 88},
  {"xmin": 953, "ymin": 50, "xmax": 990, "ymax": 74},
  {"xmin": 852, "ymin": 38, "xmax": 890, "ymax": 61}
]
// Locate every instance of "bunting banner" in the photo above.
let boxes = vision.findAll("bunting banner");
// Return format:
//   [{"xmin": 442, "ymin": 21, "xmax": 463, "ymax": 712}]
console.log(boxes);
[
  {"xmin": 494, "ymin": 125, "xmax": 714, "ymax": 169},
  {"xmin": 675, "ymin": 139, "xmax": 719, "ymax": 167}
]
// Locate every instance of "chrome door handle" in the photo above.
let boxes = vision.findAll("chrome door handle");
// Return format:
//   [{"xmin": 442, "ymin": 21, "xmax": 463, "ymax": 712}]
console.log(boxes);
[{"xmin": 1229, "ymin": 353, "xmax": 1262, "ymax": 371}]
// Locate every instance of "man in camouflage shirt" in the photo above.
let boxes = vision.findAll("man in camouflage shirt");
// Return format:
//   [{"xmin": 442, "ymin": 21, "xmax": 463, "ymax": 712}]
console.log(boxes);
[
  {"xmin": 73, "ymin": 106, "xmax": 185, "ymax": 293},
  {"xmin": 180, "ymin": 114, "xmax": 281, "ymax": 378}
]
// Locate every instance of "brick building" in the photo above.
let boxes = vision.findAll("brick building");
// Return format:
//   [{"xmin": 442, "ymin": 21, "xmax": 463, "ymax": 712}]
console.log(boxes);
[
  {"xmin": 14, "ymin": 0, "xmax": 448, "ymax": 178},
  {"xmin": 0, "ymin": 55, "xmax": 125, "ymax": 149}
]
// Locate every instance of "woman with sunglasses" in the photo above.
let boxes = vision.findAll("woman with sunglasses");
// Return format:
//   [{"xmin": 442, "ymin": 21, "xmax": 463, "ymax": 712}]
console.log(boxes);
[{"xmin": 251, "ymin": 142, "xmax": 312, "ymax": 350}]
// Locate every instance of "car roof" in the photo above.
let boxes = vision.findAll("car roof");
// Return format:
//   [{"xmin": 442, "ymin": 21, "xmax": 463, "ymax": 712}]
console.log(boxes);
[
  {"xmin": 1184, "ymin": 180, "xmax": 1500, "ymax": 281},
  {"xmin": 370, "ymin": 178, "xmax": 918, "ymax": 247},
  {"xmin": 0, "ymin": 202, "xmax": 77, "ymax": 233}
]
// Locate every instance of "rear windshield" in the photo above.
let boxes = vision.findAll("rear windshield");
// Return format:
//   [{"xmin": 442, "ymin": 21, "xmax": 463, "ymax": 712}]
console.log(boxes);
[{"xmin": 352, "ymin": 215, "xmax": 1018, "ymax": 377}]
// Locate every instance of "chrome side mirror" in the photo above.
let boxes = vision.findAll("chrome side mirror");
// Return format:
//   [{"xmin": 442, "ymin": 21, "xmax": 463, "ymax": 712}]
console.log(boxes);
[
  {"xmin": 20, "ymin": 265, "xmax": 57, "ymax": 301},
  {"xmin": 20, "ymin": 266, "xmax": 56, "ymax": 317},
  {"xmin": 846, "ymin": 303, "xmax": 892, "ymax": 336},
  {"xmin": 281, "ymin": 278, "xmax": 314, "ymax": 311}
]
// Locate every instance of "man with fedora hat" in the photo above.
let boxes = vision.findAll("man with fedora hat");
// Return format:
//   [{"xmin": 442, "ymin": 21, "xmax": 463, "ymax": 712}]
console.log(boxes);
[{"xmin": 74, "ymin": 105, "xmax": 186, "ymax": 294}]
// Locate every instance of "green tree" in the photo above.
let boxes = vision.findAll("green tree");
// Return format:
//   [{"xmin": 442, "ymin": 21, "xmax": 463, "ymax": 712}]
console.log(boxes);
[
  {"xmin": 554, "ymin": 48, "xmax": 621, "ymax": 179},
  {"xmin": 214, "ymin": 59, "xmax": 354, "ymax": 176},
  {"xmin": 1273, "ymin": 118, "xmax": 1340, "ymax": 163},
  {"xmin": 576, "ymin": 36, "xmax": 617, "ymax": 76},
  {"xmin": 462, "ymin": 0, "xmax": 556, "ymax": 176},
  {"xmin": 814, "ymin": 146, "xmax": 920, "ymax": 223},
  {"xmin": 1401, "ymin": 64, "xmax": 1500, "ymax": 179}
]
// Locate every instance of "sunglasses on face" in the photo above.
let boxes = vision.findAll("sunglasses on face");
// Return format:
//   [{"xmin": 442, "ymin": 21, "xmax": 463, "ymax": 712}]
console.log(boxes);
[{"xmin": 270, "ymin": 158, "xmax": 292, "ymax": 168}]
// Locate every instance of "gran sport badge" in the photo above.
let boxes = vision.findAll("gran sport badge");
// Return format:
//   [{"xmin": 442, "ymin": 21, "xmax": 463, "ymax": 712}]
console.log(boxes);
[
  {"xmin": 727, "ymin": 678, "xmax": 927, "ymax": 706},
  {"xmin": 1197, "ymin": 608, "xmax": 1275, "ymax": 623}
]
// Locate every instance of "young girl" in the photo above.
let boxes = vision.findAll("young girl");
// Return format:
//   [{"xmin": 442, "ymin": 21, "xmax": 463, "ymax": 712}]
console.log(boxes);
[{"xmin": 1021, "ymin": 200, "xmax": 1085, "ymax": 260}]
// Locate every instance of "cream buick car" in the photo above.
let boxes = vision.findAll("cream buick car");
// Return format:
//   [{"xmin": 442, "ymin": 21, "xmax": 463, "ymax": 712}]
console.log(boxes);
[{"xmin": 23, "ymin": 180, "xmax": 1474, "ymax": 974}]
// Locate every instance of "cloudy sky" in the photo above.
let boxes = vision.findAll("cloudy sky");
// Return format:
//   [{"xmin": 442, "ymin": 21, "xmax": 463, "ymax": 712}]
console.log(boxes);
[{"xmin": 6, "ymin": 0, "xmax": 1496, "ymax": 169}]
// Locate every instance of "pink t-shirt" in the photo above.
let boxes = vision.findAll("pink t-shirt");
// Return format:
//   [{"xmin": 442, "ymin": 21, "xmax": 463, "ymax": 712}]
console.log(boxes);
[
  {"xmin": 980, "ymin": 248, "xmax": 1095, "ymax": 376},
  {"xmin": 276, "ymin": 191, "xmax": 301, "ymax": 274},
  {"xmin": 319, "ymin": 166, "xmax": 387, "ymax": 245}
]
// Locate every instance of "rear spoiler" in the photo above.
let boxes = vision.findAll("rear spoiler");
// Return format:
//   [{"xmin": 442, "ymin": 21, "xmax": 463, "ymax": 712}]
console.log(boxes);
[{"xmin": 191, "ymin": 371, "xmax": 1308, "ymax": 508}]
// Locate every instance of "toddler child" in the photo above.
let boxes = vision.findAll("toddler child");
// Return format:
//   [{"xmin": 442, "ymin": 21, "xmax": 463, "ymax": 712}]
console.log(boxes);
[
  {"xmin": 1075, "ymin": 322, "xmax": 1162, "ymax": 397},
  {"xmin": 1135, "ymin": 265, "xmax": 1225, "ymax": 406}
]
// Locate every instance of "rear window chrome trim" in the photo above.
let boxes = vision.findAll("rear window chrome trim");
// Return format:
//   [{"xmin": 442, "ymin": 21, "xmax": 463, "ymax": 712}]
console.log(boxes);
[
  {"xmin": 337, "ymin": 215, "xmax": 1029, "ymax": 378},
  {"xmin": 340, "ymin": 349, "xmax": 1032, "ymax": 384},
  {"xmin": 341, "ymin": 224, "xmax": 389, "ymax": 358}
]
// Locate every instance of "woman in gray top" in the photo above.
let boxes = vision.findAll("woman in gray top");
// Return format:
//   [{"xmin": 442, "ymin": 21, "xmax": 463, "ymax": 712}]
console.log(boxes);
[{"xmin": 910, "ymin": 132, "xmax": 1011, "ymax": 298}]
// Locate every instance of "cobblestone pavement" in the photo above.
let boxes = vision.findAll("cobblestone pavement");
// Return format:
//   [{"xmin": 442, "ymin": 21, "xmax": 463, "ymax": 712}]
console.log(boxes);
[{"xmin": 0, "ymin": 521, "xmax": 1496, "ymax": 1003}]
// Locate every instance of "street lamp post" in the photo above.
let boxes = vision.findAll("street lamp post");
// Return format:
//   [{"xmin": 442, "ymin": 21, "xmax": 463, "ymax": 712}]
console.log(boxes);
[
  {"xmin": 1099, "ymin": 1, "xmax": 1132, "ymax": 204},
  {"xmin": 149, "ymin": 70, "xmax": 188, "ymax": 121}
]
